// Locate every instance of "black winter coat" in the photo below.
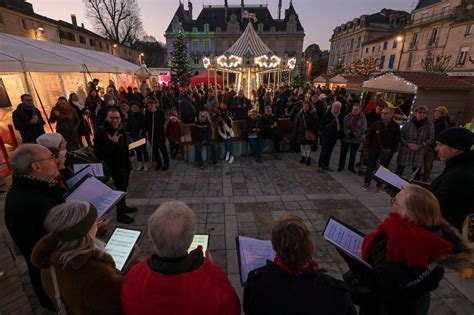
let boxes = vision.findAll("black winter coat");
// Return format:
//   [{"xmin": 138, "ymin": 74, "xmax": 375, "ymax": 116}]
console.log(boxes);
[
  {"xmin": 5, "ymin": 176, "xmax": 65, "ymax": 308},
  {"xmin": 179, "ymin": 96, "xmax": 196, "ymax": 123},
  {"xmin": 12, "ymin": 103, "xmax": 45, "ymax": 143},
  {"xmin": 430, "ymin": 151, "xmax": 474, "ymax": 229},
  {"xmin": 94, "ymin": 121, "xmax": 131, "ymax": 172},
  {"xmin": 295, "ymin": 109, "xmax": 318, "ymax": 145},
  {"xmin": 344, "ymin": 232, "xmax": 445, "ymax": 315},
  {"xmin": 243, "ymin": 260, "xmax": 355, "ymax": 315},
  {"xmin": 127, "ymin": 111, "xmax": 146, "ymax": 140},
  {"xmin": 144, "ymin": 109, "xmax": 166, "ymax": 144},
  {"xmin": 231, "ymin": 96, "xmax": 252, "ymax": 120},
  {"xmin": 244, "ymin": 117, "xmax": 262, "ymax": 139},
  {"xmin": 366, "ymin": 119, "xmax": 401, "ymax": 153},
  {"xmin": 319, "ymin": 111, "xmax": 343, "ymax": 141},
  {"xmin": 195, "ymin": 120, "xmax": 212, "ymax": 142}
]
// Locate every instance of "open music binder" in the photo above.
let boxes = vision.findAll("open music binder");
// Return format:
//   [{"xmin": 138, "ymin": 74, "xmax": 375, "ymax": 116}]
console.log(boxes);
[
  {"xmin": 64, "ymin": 174, "xmax": 126, "ymax": 218},
  {"xmin": 236, "ymin": 236, "xmax": 275, "ymax": 285}
]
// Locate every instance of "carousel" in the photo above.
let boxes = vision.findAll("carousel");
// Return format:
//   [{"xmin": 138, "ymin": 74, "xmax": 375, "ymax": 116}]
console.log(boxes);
[{"xmin": 202, "ymin": 22, "xmax": 296, "ymax": 99}]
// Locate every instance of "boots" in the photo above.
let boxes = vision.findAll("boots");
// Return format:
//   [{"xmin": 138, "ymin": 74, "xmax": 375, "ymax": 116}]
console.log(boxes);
[
  {"xmin": 135, "ymin": 162, "xmax": 144, "ymax": 171},
  {"xmin": 300, "ymin": 156, "xmax": 306, "ymax": 164},
  {"xmin": 306, "ymin": 157, "xmax": 312, "ymax": 166}
]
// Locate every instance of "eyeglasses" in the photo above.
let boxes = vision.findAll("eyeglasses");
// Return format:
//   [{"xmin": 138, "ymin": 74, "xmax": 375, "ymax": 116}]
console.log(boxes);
[{"xmin": 30, "ymin": 154, "xmax": 57, "ymax": 165}]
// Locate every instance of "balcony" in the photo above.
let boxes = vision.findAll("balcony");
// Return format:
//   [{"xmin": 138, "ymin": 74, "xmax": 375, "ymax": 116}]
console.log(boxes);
[{"xmin": 409, "ymin": 10, "xmax": 453, "ymax": 27}]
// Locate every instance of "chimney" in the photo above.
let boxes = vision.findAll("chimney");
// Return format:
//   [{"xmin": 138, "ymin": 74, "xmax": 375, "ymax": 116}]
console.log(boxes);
[
  {"xmin": 278, "ymin": 0, "xmax": 282, "ymax": 19},
  {"xmin": 81, "ymin": 23, "xmax": 84, "ymax": 28},
  {"xmin": 188, "ymin": 1, "xmax": 193, "ymax": 20},
  {"xmin": 71, "ymin": 14, "xmax": 77, "ymax": 28},
  {"xmin": 224, "ymin": 0, "xmax": 228, "ymax": 22},
  {"xmin": 241, "ymin": 0, "xmax": 244, "ymax": 22}
]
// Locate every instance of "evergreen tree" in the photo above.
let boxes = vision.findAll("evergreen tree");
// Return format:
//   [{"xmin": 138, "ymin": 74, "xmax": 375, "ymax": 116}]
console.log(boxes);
[{"xmin": 170, "ymin": 32, "xmax": 191, "ymax": 87}]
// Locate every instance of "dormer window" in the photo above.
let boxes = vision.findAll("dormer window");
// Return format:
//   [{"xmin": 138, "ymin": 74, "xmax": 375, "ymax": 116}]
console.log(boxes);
[
  {"xmin": 204, "ymin": 24, "xmax": 209, "ymax": 33},
  {"xmin": 258, "ymin": 23, "xmax": 264, "ymax": 32},
  {"xmin": 192, "ymin": 27, "xmax": 198, "ymax": 33}
]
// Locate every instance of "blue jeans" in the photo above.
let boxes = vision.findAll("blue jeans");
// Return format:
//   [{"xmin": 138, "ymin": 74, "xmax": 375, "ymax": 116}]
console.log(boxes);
[
  {"xmin": 224, "ymin": 138, "xmax": 234, "ymax": 157},
  {"xmin": 248, "ymin": 138, "xmax": 263, "ymax": 158}
]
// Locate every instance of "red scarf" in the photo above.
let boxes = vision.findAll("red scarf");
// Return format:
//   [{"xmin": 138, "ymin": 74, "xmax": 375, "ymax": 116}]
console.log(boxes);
[
  {"xmin": 362, "ymin": 213, "xmax": 454, "ymax": 268},
  {"xmin": 274, "ymin": 256, "xmax": 319, "ymax": 276}
]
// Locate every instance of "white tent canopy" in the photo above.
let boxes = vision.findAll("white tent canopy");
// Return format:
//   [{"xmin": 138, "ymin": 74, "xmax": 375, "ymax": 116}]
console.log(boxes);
[
  {"xmin": 225, "ymin": 23, "xmax": 274, "ymax": 57},
  {"xmin": 0, "ymin": 32, "xmax": 139, "ymax": 74},
  {"xmin": 362, "ymin": 72, "xmax": 417, "ymax": 94}
]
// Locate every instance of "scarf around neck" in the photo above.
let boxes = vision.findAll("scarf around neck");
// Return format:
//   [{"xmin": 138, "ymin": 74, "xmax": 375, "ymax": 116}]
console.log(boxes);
[
  {"xmin": 362, "ymin": 213, "xmax": 454, "ymax": 268},
  {"xmin": 274, "ymin": 256, "xmax": 319, "ymax": 276}
]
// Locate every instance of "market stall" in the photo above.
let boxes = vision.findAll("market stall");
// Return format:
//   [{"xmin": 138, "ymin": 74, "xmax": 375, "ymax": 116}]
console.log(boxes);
[
  {"xmin": 0, "ymin": 32, "xmax": 140, "ymax": 139},
  {"xmin": 361, "ymin": 72, "xmax": 473, "ymax": 123},
  {"xmin": 328, "ymin": 74, "xmax": 365, "ymax": 93},
  {"xmin": 313, "ymin": 74, "xmax": 333, "ymax": 89}
]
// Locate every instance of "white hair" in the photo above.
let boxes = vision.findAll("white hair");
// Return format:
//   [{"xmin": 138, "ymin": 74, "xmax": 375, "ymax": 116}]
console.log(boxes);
[
  {"xmin": 44, "ymin": 201, "xmax": 105, "ymax": 267},
  {"xmin": 148, "ymin": 201, "xmax": 196, "ymax": 259},
  {"xmin": 10, "ymin": 144, "xmax": 44, "ymax": 175}
]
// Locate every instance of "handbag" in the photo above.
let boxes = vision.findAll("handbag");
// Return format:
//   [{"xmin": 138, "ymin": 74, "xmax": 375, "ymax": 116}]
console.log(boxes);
[{"xmin": 50, "ymin": 266, "xmax": 68, "ymax": 314}]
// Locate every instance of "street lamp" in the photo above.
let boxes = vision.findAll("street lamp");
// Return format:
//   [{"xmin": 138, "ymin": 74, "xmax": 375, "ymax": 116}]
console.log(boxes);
[
  {"xmin": 140, "ymin": 53, "xmax": 145, "ymax": 65},
  {"xmin": 396, "ymin": 34, "xmax": 405, "ymax": 71}
]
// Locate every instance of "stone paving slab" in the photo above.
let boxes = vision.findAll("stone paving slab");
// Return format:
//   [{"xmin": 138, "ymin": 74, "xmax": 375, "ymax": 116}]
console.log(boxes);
[{"xmin": 0, "ymin": 147, "xmax": 472, "ymax": 314}]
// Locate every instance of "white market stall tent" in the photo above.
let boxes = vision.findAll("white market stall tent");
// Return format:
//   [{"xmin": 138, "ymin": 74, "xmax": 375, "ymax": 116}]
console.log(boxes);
[
  {"xmin": 0, "ymin": 32, "xmax": 140, "ymax": 140},
  {"xmin": 361, "ymin": 71, "xmax": 473, "ymax": 124}
]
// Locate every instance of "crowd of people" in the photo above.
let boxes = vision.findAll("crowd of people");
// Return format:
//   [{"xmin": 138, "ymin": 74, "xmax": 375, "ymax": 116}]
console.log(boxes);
[{"xmin": 5, "ymin": 78, "xmax": 474, "ymax": 314}]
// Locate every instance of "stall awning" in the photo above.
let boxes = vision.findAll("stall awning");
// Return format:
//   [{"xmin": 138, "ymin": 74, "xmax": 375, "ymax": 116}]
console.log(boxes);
[
  {"xmin": 362, "ymin": 72, "xmax": 473, "ymax": 94},
  {"xmin": 0, "ymin": 32, "xmax": 140, "ymax": 74},
  {"xmin": 313, "ymin": 74, "xmax": 333, "ymax": 83}
]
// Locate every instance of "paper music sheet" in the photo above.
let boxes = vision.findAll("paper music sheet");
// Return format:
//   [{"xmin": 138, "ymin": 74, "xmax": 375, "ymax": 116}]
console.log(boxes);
[
  {"xmin": 66, "ymin": 165, "xmax": 93, "ymax": 188},
  {"xmin": 128, "ymin": 138, "xmax": 146, "ymax": 150},
  {"xmin": 73, "ymin": 163, "xmax": 104, "ymax": 177},
  {"xmin": 374, "ymin": 166, "xmax": 409, "ymax": 189},
  {"xmin": 105, "ymin": 228, "xmax": 141, "ymax": 271},
  {"xmin": 65, "ymin": 176, "xmax": 125, "ymax": 218},
  {"xmin": 187, "ymin": 234, "xmax": 209, "ymax": 253},
  {"xmin": 323, "ymin": 218, "xmax": 372, "ymax": 269},
  {"xmin": 238, "ymin": 236, "xmax": 275, "ymax": 284}
]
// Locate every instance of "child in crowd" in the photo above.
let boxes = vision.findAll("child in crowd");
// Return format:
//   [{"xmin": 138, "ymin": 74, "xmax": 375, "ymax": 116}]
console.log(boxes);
[
  {"xmin": 195, "ymin": 111, "xmax": 217, "ymax": 169},
  {"xmin": 166, "ymin": 111, "xmax": 181, "ymax": 159},
  {"xmin": 218, "ymin": 113, "xmax": 235, "ymax": 164}
]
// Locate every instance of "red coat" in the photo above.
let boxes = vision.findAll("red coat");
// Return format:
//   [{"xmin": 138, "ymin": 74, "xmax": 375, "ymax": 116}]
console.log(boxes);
[
  {"xmin": 166, "ymin": 121, "xmax": 181, "ymax": 142},
  {"xmin": 121, "ymin": 257, "xmax": 241, "ymax": 315}
]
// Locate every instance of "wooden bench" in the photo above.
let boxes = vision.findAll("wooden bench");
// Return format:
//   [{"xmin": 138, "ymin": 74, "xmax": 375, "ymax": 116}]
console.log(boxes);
[{"xmin": 179, "ymin": 118, "xmax": 294, "ymax": 162}]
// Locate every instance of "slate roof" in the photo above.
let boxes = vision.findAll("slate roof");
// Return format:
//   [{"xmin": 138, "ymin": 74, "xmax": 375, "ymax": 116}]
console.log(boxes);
[
  {"xmin": 365, "ymin": 9, "xmax": 410, "ymax": 24},
  {"xmin": 415, "ymin": 0, "xmax": 441, "ymax": 10},
  {"xmin": 165, "ymin": 3, "xmax": 303, "ymax": 33},
  {"xmin": 391, "ymin": 72, "xmax": 473, "ymax": 90}
]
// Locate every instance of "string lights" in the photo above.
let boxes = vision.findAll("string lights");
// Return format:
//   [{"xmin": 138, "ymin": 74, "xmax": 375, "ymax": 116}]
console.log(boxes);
[
  {"xmin": 254, "ymin": 54, "xmax": 281, "ymax": 68},
  {"xmin": 217, "ymin": 55, "xmax": 242, "ymax": 68}
]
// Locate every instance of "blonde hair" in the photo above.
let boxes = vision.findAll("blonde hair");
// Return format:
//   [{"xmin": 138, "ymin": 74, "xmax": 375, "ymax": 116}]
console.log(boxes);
[
  {"xmin": 400, "ymin": 184, "xmax": 443, "ymax": 228},
  {"xmin": 44, "ymin": 201, "xmax": 105, "ymax": 267}
]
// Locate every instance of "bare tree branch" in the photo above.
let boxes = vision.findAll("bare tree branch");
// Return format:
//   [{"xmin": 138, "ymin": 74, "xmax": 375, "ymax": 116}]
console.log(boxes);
[{"xmin": 84, "ymin": 0, "xmax": 143, "ymax": 45}]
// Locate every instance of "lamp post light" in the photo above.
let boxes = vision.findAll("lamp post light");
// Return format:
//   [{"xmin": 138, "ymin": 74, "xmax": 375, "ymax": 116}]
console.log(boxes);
[
  {"xmin": 140, "ymin": 52, "xmax": 145, "ymax": 65},
  {"xmin": 396, "ymin": 35, "xmax": 405, "ymax": 71}
]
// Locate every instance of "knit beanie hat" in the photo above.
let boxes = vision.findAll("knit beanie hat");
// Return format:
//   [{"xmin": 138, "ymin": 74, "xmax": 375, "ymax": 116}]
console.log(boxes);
[
  {"xmin": 434, "ymin": 106, "xmax": 448, "ymax": 116},
  {"xmin": 36, "ymin": 133, "xmax": 63, "ymax": 149},
  {"xmin": 437, "ymin": 127, "xmax": 473, "ymax": 151}
]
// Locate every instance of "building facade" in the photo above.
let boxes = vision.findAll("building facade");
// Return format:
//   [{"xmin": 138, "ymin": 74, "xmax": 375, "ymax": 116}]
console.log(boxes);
[
  {"xmin": 0, "ymin": 0, "xmax": 141, "ymax": 64},
  {"xmin": 361, "ymin": 34, "xmax": 404, "ymax": 71},
  {"xmin": 164, "ymin": 1, "xmax": 305, "ymax": 71},
  {"xmin": 328, "ymin": 9, "xmax": 410, "ymax": 68},
  {"xmin": 398, "ymin": 0, "xmax": 474, "ymax": 73}
]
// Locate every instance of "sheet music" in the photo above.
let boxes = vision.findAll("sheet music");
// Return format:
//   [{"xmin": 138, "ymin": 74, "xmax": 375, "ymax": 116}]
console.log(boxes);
[
  {"xmin": 238, "ymin": 236, "xmax": 275, "ymax": 284},
  {"xmin": 73, "ymin": 163, "xmax": 104, "ymax": 177},
  {"xmin": 105, "ymin": 228, "xmax": 141, "ymax": 271},
  {"xmin": 374, "ymin": 166, "xmax": 409, "ymax": 189},
  {"xmin": 187, "ymin": 234, "xmax": 209, "ymax": 253},
  {"xmin": 323, "ymin": 218, "xmax": 372, "ymax": 268},
  {"xmin": 128, "ymin": 138, "xmax": 146, "ymax": 150},
  {"xmin": 65, "ymin": 165, "xmax": 93, "ymax": 188},
  {"xmin": 65, "ymin": 176, "xmax": 125, "ymax": 218}
]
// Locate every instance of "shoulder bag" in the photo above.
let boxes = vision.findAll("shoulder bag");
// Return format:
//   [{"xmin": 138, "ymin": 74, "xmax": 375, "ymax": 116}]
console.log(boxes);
[{"xmin": 50, "ymin": 266, "xmax": 68, "ymax": 315}]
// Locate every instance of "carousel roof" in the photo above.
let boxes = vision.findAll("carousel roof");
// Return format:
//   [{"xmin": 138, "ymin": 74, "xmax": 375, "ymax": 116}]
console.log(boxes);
[{"xmin": 224, "ymin": 22, "xmax": 274, "ymax": 58}]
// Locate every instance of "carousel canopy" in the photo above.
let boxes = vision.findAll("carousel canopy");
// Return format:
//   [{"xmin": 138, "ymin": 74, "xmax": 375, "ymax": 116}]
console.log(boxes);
[{"xmin": 225, "ymin": 22, "xmax": 274, "ymax": 58}]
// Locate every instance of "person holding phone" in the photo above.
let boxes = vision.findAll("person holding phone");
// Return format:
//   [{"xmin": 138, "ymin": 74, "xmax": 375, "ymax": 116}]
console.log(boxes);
[
  {"xmin": 31, "ymin": 201, "xmax": 125, "ymax": 315},
  {"xmin": 121, "ymin": 201, "xmax": 241, "ymax": 315}
]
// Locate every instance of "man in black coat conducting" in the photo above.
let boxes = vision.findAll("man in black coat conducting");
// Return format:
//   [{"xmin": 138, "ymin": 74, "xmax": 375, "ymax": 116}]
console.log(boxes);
[{"xmin": 94, "ymin": 108, "xmax": 137, "ymax": 224}]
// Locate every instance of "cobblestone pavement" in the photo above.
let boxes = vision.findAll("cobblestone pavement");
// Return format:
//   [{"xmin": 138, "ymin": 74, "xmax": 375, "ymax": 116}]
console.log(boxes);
[{"xmin": 1, "ymin": 148, "xmax": 473, "ymax": 314}]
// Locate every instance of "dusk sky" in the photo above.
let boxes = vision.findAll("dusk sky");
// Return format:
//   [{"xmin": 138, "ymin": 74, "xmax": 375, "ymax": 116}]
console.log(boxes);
[{"xmin": 29, "ymin": 0, "xmax": 415, "ymax": 50}]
